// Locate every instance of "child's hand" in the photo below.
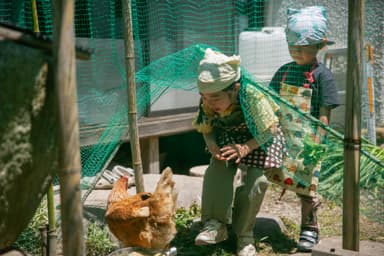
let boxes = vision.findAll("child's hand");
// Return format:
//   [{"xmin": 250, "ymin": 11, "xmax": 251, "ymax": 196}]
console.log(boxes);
[
  {"xmin": 220, "ymin": 144, "xmax": 250, "ymax": 164},
  {"xmin": 207, "ymin": 143, "xmax": 226, "ymax": 161}
]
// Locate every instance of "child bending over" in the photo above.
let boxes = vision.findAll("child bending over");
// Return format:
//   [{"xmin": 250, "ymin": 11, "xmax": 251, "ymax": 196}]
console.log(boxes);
[{"xmin": 193, "ymin": 48, "xmax": 286, "ymax": 256}]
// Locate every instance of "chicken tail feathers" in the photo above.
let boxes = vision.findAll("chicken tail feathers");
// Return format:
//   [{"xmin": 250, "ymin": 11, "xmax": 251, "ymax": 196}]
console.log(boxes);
[
  {"xmin": 152, "ymin": 167, "xmax": 178, "ymax": 214},
  {"xmin": 154, "ymin": 167, "xmax": 175, "ymax": 194}
]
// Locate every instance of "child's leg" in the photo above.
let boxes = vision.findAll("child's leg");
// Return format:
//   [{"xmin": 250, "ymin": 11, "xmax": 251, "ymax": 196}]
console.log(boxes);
[
  {"xmin": 196, "ymin": 158, "xmax": 237, "ymax": 245},
  {"xmin": 298, "ymin": 193, "xmax": 320, "ymax": 232},
  {"xmin": 296, "ymin": 193, "xmax": 321, "ymax": 252},
  {"xmin": 232, "ymin": 167, "xmax": 269, "ymax": 245},
  {"xmin": 201, "ymin": 157, "xmax": 237, "ymax": 224}
]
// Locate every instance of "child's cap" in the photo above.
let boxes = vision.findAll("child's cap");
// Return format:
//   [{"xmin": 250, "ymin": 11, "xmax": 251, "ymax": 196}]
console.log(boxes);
[
  {"xmin": 285, "ymin": 6, "xmax": 335, "ymax": 46},
  {"xmin": 198, "ymin": 48, "xmax": 241, "ymax": 93}
]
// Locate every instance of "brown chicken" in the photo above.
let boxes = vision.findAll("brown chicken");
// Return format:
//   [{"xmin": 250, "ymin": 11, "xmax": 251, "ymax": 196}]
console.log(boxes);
[{"xmin": 105, "ymin": 167, "xmax": 178, "ymax": 249}]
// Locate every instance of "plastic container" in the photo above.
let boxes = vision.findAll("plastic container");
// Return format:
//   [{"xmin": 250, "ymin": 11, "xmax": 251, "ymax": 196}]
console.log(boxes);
[{"xmin": 239, "ymin": 27, "xmax": 292, "ymax": 82}]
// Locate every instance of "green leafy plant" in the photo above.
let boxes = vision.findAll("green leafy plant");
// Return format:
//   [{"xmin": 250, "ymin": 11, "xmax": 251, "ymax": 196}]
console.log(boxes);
[
  {"xmin": 85, "ymin": 222, "xmax": 117, "ymax": 256},
  {"xmin": 320, "ymin": 141, "xmax": 384, "ymax": 196},
  {"xmin": 319, "ymin": 139, "xmax": 384, "ymax": 224},
  {"xmin": 302, "ymin": 135, "xmax": 328, "ymax": 165},
  {"xmin": 13, "ymin": 199, "xmax": 118, "ymax": 256}
]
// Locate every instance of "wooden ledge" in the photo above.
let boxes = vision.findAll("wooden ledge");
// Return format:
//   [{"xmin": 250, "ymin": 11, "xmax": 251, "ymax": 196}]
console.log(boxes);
[{"xmin": 80, "ymin": 112, "xmax": 196, "ymax": 147}]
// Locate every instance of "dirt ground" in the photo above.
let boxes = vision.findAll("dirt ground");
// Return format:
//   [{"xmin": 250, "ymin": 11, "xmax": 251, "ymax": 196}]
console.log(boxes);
[{"xmin": 259, "ymin": 183, "xmax": 384, "ymax": 243}]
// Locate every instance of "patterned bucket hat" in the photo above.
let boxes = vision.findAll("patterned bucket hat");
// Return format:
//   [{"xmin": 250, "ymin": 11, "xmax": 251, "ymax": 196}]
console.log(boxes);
[
  {"xmin": 197, "ymin": 48, "xmax": 241, "ymax": 93},
  {"xmin": 285, "ymin": 6, "xmax": 335, "ymax": 46}
]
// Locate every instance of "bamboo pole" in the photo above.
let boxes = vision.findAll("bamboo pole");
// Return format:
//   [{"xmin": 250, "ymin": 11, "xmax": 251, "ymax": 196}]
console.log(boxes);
[
  {"xmin": 46, "ymin": 185, "xmax": 57, "ymax": 256},
  {"xmin": 31, "ymin": 0, "xmax": 39, "ymax": 33},
  {"xmin": 52, "ymin": 0, "xmax": 84, "ymax": 255},
  {"xmin": 364, "ymin": 44, "xmax": 376, "ymax": 144},
  {"xmin": 122, "ymin": 0, "xmax": 145, "ymax": 193},
  {"xmin": 343, "ymin": 0, "xmax": 364, "ymax": 251},
  {"xmin": 30, "ymin": 2, "xmax": 57, "ymax": 255}
]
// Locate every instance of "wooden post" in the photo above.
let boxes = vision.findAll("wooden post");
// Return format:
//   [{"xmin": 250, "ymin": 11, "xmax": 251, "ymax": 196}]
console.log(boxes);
[
  {"xmin": 343, "ymin": 0, "xmax": 364, "ymax": 251},
  {"xmin": 141, "ymin": 137, "xmax": 160, "ymax": 174},
  {"xmin": 39, "ymin": 225, "xmax": 47, "ymax": 256},
  {"xmin": 122, "ymin": 0, "xmax": 145, "ymax": 193},
  {"xmin": 52, "ymin": 0, "xmax": 84, "ymax": 255}
]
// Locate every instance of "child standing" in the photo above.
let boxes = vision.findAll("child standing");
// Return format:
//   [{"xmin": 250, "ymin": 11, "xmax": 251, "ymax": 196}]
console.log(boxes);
[
  {"xmin": 269, "ymin": 6, "xmax": 340, "ymax": 252},
  {"xmin": 193, "ymin": 48, "xmax": 286, "ymax": 256}
]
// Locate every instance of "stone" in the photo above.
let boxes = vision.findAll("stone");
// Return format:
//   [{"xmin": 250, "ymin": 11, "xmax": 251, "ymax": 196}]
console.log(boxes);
[
  {"xmin": 253, "ymin": 213, "xmax": 286, "ymax": 240},
  {"xmin": 0, "ymin": 41, "xmax": 58, "ymax": 249}
]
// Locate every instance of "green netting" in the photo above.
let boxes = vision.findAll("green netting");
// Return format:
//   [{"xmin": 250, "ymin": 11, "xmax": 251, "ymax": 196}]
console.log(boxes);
[{"xmin": 1, "ymin": 0, "xmax": 383, "ymax": 229}]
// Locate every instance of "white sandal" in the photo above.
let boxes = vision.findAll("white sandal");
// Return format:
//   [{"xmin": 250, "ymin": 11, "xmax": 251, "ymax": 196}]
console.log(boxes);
[
  {"xmin": 111, "ymin": 165, "xmax": 135, "ymax": 187},
  {"xmin": 94, "ymin": 166, "xmax": 136, "ymax": 189},
  {"xmin": 112, "ymin": 165, "xmax": 134, "ymax": 177},
  {"xmin": 93, "ymin": 169, "xmax": 119, "ymax": 189}
]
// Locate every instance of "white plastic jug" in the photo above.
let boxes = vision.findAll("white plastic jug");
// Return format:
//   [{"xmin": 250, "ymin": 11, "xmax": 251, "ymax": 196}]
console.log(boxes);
[{"xmin": 239, "ymin": 27, "xmax": 292, "ymax": 82}]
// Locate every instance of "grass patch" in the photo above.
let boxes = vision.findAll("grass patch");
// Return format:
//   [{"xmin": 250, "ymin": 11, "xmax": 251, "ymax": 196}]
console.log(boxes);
[
  {"xmin": 85, "ymin": 222, "xmax": 117, "ymax": 256},
  {"xmin": 318, "ymin": 200, "xmax": 342, "ymax": 237}
]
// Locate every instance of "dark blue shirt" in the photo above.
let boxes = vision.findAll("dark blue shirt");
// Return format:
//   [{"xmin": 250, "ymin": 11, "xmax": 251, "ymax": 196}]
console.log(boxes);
[{"xmin": 269, "ymin": 62, "xmax": 340, "ymax": 118}]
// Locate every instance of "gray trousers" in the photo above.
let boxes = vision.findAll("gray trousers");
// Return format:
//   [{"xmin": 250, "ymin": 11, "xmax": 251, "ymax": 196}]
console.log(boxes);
[{"xmin": 201, "ymin": 158, "xmax": 269, "ymax": 243}]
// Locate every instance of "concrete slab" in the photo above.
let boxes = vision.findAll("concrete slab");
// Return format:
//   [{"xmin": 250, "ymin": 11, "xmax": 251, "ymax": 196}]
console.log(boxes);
[
  {"xmin": 189, "ymin": 164, "xmax": 208, "ymax": 177},
  {"xmin": 128, "ymin": 174, "xmax": 203, "ymax": 209},
  {"xmin": 0, "ymin": 249, "xmax": 30, "ymax": 256},
  {"xmin": 80, "ymin": 174, "xmax": 203, "ymax": 222},
  {"xmin": 52, "ymin": 174, "xmax": 201, "ymax": 221},
  {"xmin": 312, "ymin": 237, "xmax": 384, "ymax": 256}
]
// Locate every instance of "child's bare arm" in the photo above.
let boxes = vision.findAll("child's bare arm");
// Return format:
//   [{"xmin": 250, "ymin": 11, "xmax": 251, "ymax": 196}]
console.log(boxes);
[
  {"xmin": 244, "ymin": 138, "xmax": 259, "ymax": 152},
  {"xmin": 315, "ymin": 106, "xmax": 331, "ymax": 143},
  {"xmin": 203, "ymin": 132, "xmax": 225, "ymax": 160}
]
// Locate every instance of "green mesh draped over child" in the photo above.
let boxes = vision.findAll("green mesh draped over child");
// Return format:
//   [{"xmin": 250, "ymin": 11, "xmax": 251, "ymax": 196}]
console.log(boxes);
[{"xmin": 192, "ymin": 48, "xmax": 286, "ymax": 256}]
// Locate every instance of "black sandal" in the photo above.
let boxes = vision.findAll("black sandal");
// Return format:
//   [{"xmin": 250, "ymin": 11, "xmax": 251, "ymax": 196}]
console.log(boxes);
[{"xmin": 297, "ymin": 230, "xmax": 319, "ymax": 252}]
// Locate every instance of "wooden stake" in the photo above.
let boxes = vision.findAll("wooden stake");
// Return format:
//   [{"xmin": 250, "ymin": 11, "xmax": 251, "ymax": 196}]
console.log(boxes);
[
  {"xmin": 343, "ymin": 0, "xmax": 364, "ymax": 251},
  {"xmin": 122, "ymin": 0, "xmax": 145, "ymax": 193},
  {"xmin": 52, "ymin": 0, "xmax": 84, "ymax": 255}
]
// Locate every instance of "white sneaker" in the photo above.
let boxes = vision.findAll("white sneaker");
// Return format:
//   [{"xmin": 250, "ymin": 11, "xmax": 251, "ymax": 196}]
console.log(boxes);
[
  {"xmin": 237, "ymin": 243, "xmax": 256, "ymax": 256},
  {"xmin": 195, "ymin": 219, "xmax": 228, "ymax": 245}
]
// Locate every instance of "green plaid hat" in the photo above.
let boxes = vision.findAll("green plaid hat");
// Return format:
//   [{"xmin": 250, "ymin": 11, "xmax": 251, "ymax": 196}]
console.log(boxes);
[{"xmin": 285, "ymin": 6, "xmax": 335, "ymax": 46}]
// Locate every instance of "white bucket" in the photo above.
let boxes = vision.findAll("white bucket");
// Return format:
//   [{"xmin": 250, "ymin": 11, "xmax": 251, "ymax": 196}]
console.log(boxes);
[{"xmin": 239, "ymin": 27, "xmax": 292, "ymax": 82}]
